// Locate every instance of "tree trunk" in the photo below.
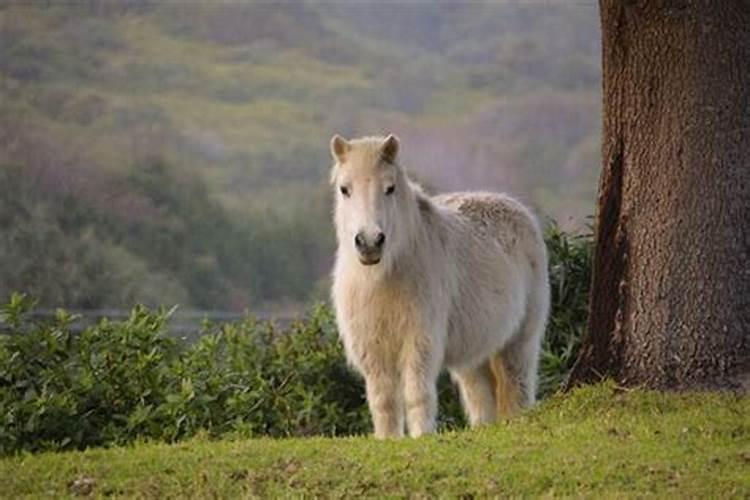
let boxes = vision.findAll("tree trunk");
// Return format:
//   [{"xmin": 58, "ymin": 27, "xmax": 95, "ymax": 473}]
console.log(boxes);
[{"xmin": 569, "ymin": 1, "xmax": 750, "ymax": 391}]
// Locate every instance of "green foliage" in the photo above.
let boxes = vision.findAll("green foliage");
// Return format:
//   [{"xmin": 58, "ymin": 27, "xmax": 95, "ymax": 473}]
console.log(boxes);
[
  {"xmin": 539, "ymin": 222, "xmax": 592, "ymax": 396},
  {"xmin": 0, "ymin": 294, "xmax": 179, "ymax": 453},
  {"xmin": 167, "ymin": 305, "xmax": 371, "ymax": 440},
  {"xmin": 0, "ymin": 295, "xmax": 462, "ymax": 455}
]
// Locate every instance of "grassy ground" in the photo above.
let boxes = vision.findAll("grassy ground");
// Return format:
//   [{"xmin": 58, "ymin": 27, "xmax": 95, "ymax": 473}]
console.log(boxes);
[{"xmin": 2, "ymin": 383, "xmax": 747, "ymax": 498}]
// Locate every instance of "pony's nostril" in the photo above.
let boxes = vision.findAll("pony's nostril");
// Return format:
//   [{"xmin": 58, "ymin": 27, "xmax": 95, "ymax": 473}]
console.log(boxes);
[
  {"xmin": 354, "ymin": 233, "xmax": 365, "ymax": 249},
  {"xmin": 374, "ymin": 232, "xmax": 385, "ymax": 248}
]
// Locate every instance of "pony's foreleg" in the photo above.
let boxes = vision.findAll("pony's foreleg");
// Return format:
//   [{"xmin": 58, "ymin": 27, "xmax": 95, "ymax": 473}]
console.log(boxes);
[
  {"xmin": 450, "ymin": 361, "xmax": 497, "ymax": 426},
  {"xmin": 402, "ymin": 352, "xmax": 440, "ymax": 438},
  {"xmin": 365, "ymin": 371, "xmax": 404, "ymax": 439}
]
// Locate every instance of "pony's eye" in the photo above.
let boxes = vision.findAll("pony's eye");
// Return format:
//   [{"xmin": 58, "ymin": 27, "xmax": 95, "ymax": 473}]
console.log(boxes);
[
  {"xmin": 340, "ymin": 186, "xmax": 351, "ymax": 198},
  {"xmin": 385, "ymin": 185, "xmax": 395, "ymax": 196}
]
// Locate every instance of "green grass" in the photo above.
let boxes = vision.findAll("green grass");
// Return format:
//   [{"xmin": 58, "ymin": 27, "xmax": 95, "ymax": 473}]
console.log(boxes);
[{"xmin": 2, "ymin": 383, "xmax": 747, "ymax": 498}]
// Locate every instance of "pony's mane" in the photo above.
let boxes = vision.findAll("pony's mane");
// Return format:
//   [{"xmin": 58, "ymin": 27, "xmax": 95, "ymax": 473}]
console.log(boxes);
[{"xmin": 409, "ymin": 180, "xmax": 434, "ymax": 215}]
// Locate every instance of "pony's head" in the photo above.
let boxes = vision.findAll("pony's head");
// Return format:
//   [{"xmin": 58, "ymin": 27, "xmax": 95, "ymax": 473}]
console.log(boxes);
[{"xmin": 330, "ymin": 134, "xmax": 417, "ymax": 271}]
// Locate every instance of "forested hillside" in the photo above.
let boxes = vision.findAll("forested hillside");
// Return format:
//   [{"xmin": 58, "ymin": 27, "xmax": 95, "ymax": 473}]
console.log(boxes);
[{"xmin": 0, "ymin": 1, "xmax": 600, "ymax": 310}]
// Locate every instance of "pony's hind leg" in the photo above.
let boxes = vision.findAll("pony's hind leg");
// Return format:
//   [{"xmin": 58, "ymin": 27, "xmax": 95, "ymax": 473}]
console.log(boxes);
[
  {"xmin": 489, "ymin": 351, "xmax": 522, "ymax": 417},
  {"xmin": 499, "ymin": 285, "xmax": 549, "ymax": 410},
  {"xmin": 450, "ymin": 361, "xmax": 497, "ymax": 426}
]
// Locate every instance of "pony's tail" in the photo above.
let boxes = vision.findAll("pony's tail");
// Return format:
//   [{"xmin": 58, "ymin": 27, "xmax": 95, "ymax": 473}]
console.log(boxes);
[{"xmin": 489, "ymin": 353, "xmax": 521, "ymax": 419}]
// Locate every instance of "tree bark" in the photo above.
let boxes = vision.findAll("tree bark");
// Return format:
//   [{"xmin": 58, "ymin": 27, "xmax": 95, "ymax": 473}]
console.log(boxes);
[{"xmin": 569, "ymin": 1, "xmax": 750, "ymax": 391}]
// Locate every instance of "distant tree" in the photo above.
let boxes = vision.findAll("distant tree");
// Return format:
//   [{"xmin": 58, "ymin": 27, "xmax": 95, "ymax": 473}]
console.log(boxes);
[
  {"xmin": 0, "ymin": 165, "xmax": 188, "ymax": 308},
  {"xmin": 569, "ymin": 2, "xmax": 749, "ymax": 390}
]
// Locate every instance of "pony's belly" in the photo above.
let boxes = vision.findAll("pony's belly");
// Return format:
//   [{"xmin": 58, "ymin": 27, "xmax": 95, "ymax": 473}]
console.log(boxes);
[
  {"xmin": 442, "ymin": 257, "xmax": 529, "ymax": 370},
  {"xmin": 443, "ymin": 304, "xmax": 520, "ymax": 370}
]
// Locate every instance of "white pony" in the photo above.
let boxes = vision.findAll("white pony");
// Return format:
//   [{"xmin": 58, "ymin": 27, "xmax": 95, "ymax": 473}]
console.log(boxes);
[{"xmin": 330, "ymin": 134, "xmax": 549, "ymax": 438}]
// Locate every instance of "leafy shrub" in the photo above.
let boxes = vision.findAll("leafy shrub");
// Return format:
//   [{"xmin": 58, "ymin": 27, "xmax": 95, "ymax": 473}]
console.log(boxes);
[
  {"xmin": 538, "ymin": 222, "xmax": 592, "ymax": 396},
  {"xmin": 0, "ymin": 294, "xmax": 180, "ymax": 453},
  {"xmin": 166, "ymin": 306, "xmax": 372, "ymax": 440},
  {"xmin": 0, "ymin": 226, "xmax": 591, "ymax": 455}
]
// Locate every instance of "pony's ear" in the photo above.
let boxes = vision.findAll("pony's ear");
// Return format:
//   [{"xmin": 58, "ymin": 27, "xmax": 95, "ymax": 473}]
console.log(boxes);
[
  {"xmin": 330, "ymin": 134, "xmax": 350, "ymax": 163},
  {"xmin": 381, "ymin": 134, "xmax": 399, "ymax": 163}
]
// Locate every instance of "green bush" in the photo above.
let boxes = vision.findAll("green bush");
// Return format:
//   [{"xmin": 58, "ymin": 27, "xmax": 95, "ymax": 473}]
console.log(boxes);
[
  {"xmin": 539, "ymin": 222, "xmax": 592, "ymax": 396},
  {"xmin": 0, "ymin": 295, "xmax": 364, "ymax": 454},
  {"xmin": 0, "ymin": 226, "xmax": 591, "ymax": 455}
]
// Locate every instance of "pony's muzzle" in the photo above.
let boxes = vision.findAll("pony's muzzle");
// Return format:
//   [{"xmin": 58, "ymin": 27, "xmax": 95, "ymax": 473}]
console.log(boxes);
[{"xmin": 355, "ymin": 231, "xmax": 385, "ymax": 265}]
